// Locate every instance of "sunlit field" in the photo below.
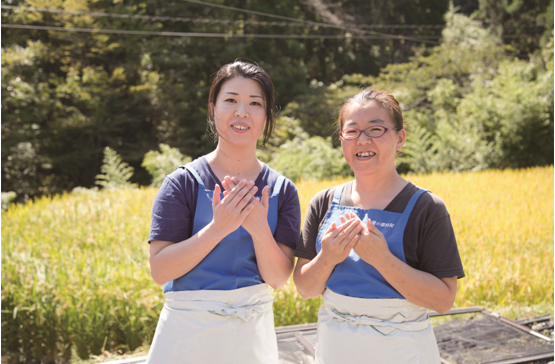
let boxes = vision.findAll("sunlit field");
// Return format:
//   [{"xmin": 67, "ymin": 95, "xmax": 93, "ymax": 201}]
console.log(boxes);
[{"xmin": 2, "ymin": 166, "xmax": 553, "ymax": 362}]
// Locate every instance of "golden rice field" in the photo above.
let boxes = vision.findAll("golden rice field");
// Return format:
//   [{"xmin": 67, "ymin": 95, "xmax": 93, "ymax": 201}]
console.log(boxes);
[{"xmin": 2, "ymin": 167, "xmax": 553, "ymax": 362}]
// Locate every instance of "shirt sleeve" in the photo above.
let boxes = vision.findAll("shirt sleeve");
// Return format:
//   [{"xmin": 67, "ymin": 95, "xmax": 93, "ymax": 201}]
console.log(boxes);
[
  {"xmin": 295, "ymin": 188, "xmax": 332, "ymax": 260},
  {"xmin": 148, "ymin": 173, "xmax": 195, "ymax": 244},
  {"xmin": 274, "ymin": 178, "xmax": 302, "ymax": 250},
  {"xmin": 417, "ymin": 214, "xmax": 465, "ymax": 279},
  {"xmin": 406, "ymin": 193, "xmax": 465, "ymax": 279}
]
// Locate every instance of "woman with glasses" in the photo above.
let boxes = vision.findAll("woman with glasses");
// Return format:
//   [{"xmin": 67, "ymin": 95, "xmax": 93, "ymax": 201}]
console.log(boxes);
[
  {"xmin": 147, "ymin": 61, "xmax": 301, "ymax": 363},
  {"xmin": 293, "ymin": 89, "xmax": 464, "ymax": 363}
]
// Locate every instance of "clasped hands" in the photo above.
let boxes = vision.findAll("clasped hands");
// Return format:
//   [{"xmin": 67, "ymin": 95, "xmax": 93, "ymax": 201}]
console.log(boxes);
[
  {"xmin": 211, "ymin": 175, "xmax": 269, "ymax": 236},
  {"xmin": 320, "ymin": 212, "xmax": 390, "ymax": 267}
]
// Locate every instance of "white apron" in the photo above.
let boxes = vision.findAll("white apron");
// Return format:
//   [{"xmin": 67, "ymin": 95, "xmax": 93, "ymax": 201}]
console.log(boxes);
[
  {"xmin": 146, "ymin": 283, "xmax": 279, "ymax": 364},
  {"xmin": 315, "ymin": 288, "xmax": 440, "ymax": 364}
]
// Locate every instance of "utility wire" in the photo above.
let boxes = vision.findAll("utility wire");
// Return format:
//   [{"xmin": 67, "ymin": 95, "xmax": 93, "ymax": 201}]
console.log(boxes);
[
  {"xmin": 3, "ymin": 5, "xmax": 544, "ymax": 30},
  {"xmin": 1, "ymin": 24, "xmax": 535, "ymax": 40},
  {"xmin": 180, "ymin": 0, "xmax": 329, "ymax": 26},
  {"xmin": 0, "ymin": 3, "xmax": 439, "ymax": 44},
  {"xmin": 0, "ymin": 5, "xmax": 325, "ymax": 27},
  {"xmin": 179, "ymin": 0, "xmax": 439, "ymax": 43},
  {"xmin": 0, "ymin": 5, "xmax": 453, "ymax": 29},
  {"xmin": 0, "ymin": 23, "xmax": 437, "ymax": 39}
]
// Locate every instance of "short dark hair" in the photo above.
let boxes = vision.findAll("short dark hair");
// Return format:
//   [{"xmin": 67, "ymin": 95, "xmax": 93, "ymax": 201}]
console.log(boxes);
[
  {"xmin": 336, "ymin": 89, "xmax": 405, "ymax": 134},
  {"xmin": 207, "ymin": 61, "xmax": 276, "ymax": 146}
]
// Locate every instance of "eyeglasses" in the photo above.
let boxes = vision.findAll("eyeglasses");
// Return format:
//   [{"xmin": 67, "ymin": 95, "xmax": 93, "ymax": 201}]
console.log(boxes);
[{"xmin": 339, "ymin": 125, "xmax": 400, "ymax": 140}]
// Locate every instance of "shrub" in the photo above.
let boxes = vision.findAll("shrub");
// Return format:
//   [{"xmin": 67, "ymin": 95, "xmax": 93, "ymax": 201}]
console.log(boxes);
[
  {"xmin": 1, "ymin": 191, "xmax": 17, "ymax": 211},
  {"xmin": 141, "ymin": 144, "xmax": 191, "ymax": 187},
  {"xmin": 268, "ymin": 135, "xmax": 351, "ymax": 182},
  {"xmin": 95, "ymin": 147, "xmax": 136, "ymax": 190}
]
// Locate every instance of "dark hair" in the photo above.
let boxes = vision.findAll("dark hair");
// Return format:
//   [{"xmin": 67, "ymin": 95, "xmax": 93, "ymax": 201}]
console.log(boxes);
[
  {"xmin": 336, "ymin": 89, "xmax": 405, "ymax": 134},
  {"xmin": 207, "ymin": 61, "xmax": 276, "ymax": 146}
]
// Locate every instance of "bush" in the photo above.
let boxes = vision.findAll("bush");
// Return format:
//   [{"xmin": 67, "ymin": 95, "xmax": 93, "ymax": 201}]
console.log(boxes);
[
  {"xmin": 141, "ymin": 144, "xmax": 191, "ymax": 187},
  {"xmin": 95, "ymin": 147, "xmax": 136, "ymax": 190},
  {"xmin": 268, "ymin": 135, "xmax": 351, "ymax": 181},
  {"xmin": 1, "ymin": 191, "xmax": 16, "ymax": 211}
]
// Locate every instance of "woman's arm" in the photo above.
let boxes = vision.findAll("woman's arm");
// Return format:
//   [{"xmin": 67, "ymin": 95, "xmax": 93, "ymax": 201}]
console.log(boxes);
[
  {"xmin": 293, "ymin": 218, "xmax": 362, "ymax": 298},
  {"xmin": 149, "ymin": 181, "xmax": 258, "ymax": 285},
  {"xmin": 249, "ymin": 220, "xmax": 295, "ymax": 290},
  {"xmin": 371, "ymin": 255, "xmax": 457, "ymax": 314},
  {"xmin": 347, "ymin": 213, "xmax": 457, "ymax": 313}
]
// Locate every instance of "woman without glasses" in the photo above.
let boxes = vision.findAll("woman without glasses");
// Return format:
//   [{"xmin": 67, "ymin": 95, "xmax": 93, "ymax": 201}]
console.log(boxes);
[
  {"xmin": 146, "ymin": 61, "xmax": 301, "ymax": 364},
  {"xmin": 293, "ymin": 89, "xmax": 465, "ymax": 363}
]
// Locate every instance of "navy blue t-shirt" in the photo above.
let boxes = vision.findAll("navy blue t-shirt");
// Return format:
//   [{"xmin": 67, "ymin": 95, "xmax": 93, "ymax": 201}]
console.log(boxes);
[{"xmin": 149, "ymin": 156, "xmax": 301, "ymax": 250}]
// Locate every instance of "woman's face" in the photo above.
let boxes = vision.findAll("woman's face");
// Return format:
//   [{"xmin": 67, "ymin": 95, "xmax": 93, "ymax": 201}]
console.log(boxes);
[
  {"xmin": 213, "ymin": 76, "xmax": 266, "ymax": 148},
  {"xmin": 340, "ymin": 100, "xmax": 405, "ymax": 177}
]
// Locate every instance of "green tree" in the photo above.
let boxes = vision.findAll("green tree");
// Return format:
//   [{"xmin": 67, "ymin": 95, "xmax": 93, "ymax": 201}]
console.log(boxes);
[
  {"xmin": 472, "ymin": 0, "xmax": 553, "ymax": 56},
  {"xmin": 354, "ymin": 8, "xmax": 552, "ymax": 172},
  {"xmin": 1, "ymin": 0, "xmax": 454, "ymax": 199},
  {"xmin": 2, "ymin": 0, "xmax": 552, "ymax": 198}
]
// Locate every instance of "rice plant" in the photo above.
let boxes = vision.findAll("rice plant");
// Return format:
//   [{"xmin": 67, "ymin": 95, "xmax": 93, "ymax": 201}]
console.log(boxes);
[{"xmin": 2, "ymin": 167, "xmax": 553, "ymax": 362}]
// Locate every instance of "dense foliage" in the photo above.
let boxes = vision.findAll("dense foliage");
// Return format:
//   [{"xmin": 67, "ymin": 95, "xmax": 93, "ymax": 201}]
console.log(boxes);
[
  {"xmin": 275, "ymin": 7, "xmax": 554, "ymax": 174},
  {"xmin": 2, "ymin": 0, "xmax": 553, "ymax": 199},
  {"xmin": 2, "ymin": 167, "xmax": 553, "ymax": 362}
]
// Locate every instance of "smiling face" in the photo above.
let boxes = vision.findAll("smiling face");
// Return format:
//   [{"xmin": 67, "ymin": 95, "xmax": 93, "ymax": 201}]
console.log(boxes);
[
  {"xmin": 213, "ymin": 76, "xmax": 266, "ymax": 148},
  {"xmin": 340, "ymin": 100, "xmax": 406, "ymax": 177}
]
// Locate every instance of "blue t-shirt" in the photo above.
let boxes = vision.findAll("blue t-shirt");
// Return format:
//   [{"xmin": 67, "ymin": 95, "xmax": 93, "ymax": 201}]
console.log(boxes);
[{"xmin": 149, "ymin": 156, "xmax": 301, "ymax": 250}]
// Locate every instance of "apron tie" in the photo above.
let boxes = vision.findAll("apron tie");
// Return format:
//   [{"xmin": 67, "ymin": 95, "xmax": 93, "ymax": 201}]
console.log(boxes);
[
  {"xmin": 208, "ymin": 301, "xmax": 273, "ymax": 321},
  {"xmin": 325, "ymin": 305, "xmax": 429, "ymax": 336},
  {"xmin": 164, "ymin": 286, "xmax": 274, "ymax": 322}
]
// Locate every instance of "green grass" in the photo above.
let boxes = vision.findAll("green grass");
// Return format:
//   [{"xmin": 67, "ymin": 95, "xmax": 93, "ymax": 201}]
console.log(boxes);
[{"xmin": 2, "ymin": 167, "xmax": 553, "ymax": 363}]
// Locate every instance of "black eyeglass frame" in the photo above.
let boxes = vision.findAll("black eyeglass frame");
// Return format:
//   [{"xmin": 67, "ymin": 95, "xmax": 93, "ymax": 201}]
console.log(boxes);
[{"xmin": 339, "ymin": 125, "xmax": 402, "ymax": 140}]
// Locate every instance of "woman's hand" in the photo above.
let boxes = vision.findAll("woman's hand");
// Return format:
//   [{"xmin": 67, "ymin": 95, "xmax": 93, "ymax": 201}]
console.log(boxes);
[
  {"xmin": 340, "ymin": 213, "xmax": 392, "ymax": 266},
  {"xmin": 293, "ymin": 213, "xmax": 361, "ymax": 299},
  {"xmin": 211, "ymin": 179, "xmax": 259, "ymax": 236},
  {"xmin": 222, "ymin": 176, "xmax": 269, "ymax": 236},
  {"xmin": 339, "ymin": 213, "xmax": 457, "ymax": 313},
  {"xmin": 221, "ymin": 175, "xmax": 294, "ymax": 290},
  {"xmin": 320, "ymin": 214, "xmax": 362, "ymax": 266}
]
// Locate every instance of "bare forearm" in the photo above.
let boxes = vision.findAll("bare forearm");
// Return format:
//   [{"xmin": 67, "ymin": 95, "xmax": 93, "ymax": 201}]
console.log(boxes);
[
  {"xmin": 293, "ymin": 255, "xmax": 336, "ymax": 299},
  {"xmin": 373, "ymin": 253, "xmax": 457, "ymax": 313},
  {"xmin": 251, "ymin": 226, "xmax": 294, "ymax": 290},
  {"xmin": 149, "ymin": 222, "xmax": 227, "ymax": 285}
]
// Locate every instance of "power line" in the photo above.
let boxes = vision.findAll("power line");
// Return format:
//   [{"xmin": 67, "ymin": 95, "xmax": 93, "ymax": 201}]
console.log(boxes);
[
  {"xmin": 0, "ymin": 5, "xmax": 451, "ymax": 29},
  {"xmin": 180, "ymin": 0, "xmax": 327, "ymax": 26},
  {"xmin": 4, "ymin": 5, "xmax": 544, "ymax": 31},
  {"xmin": 2, "ymin": 24, "xmax": 535, "ymax": 40},
  {"xmin": 0, "ymin": 23, "xmax": 437, "ymax": 39},
  {"xmin": 0, "ymin": 3, "xmax": 348, "ymax": 29},
  {"xmin": 0, "ymin": 5, "xmax": 440, "ymax": 44},
  {"xmin": 387, "ymin": 34, "xmax": 542, "ymax": 39},
  {"xmin": 0, "ymin": 5, "xmax": 325, "ymax": 28},
  {"xmin": 179, "ymin": 0, "xmax": 440, "ymax": 44}
]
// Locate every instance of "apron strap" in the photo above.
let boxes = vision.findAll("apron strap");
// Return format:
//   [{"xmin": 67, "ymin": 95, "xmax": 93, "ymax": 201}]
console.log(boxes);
[
  {"xmin": 332, "ymin": 183, "xmax": 346, "ymax": 205},
  {"xmin": 271, "ymin": 176, "xmax": 285, "ymax": 198},
  {"xmin": 184, "ymin": 164, "xmax": 205, "ymax": 188},
  {"xmin": 403, "ymin": 188, "xmax": 428, "ymax": 215}
]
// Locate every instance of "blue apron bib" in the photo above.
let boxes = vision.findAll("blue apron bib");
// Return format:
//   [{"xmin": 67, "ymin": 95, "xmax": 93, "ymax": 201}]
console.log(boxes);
[
  {"xmin": 164, "ymin": 164, "xmax": 285, "ymax": 292},
  {"xmin": 316, "ymin": 183, "xmax": 427, "ymax": 299}
]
